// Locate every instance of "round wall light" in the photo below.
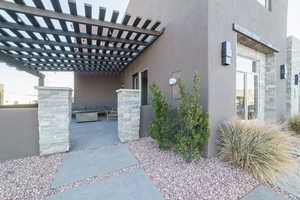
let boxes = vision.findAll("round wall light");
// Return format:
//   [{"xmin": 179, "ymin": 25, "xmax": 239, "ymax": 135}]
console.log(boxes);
[{"xmin": 169, "ymin": 78, "xmax": 177, "ymax": 85}]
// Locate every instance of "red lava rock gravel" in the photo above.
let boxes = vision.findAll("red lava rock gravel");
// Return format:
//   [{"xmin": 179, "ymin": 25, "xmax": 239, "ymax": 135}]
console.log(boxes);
[
  {"xmin": 128, "ymin": 137, "xmax": 259, "ymax": 200},
  {"xmin": 0, "ymin": 154, "xmax": 63, "ymax": 200}
]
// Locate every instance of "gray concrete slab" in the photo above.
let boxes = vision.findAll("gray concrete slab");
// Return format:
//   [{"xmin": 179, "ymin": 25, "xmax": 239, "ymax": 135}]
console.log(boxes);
[
  {"xmin": 241, "ymin": 185, "xmax": 289, "ymax": 200},
  {"xmin": 48, "ymin": 169, "xmax": 164, "ymax": 200},
  {"xmin": 70, "ymin": 119, "xmax": 119, "ymax": 152},
  {"xmin": 276, "ymin": 158, "xmax": 300, "ymax": 198},
  {"xmin": 51, "ymin": 144, "xmax": 138, "ymax": 188}
]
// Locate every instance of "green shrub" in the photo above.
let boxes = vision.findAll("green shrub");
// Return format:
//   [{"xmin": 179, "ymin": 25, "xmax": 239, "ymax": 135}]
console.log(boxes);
[
  {"xmin": 175, "ymin": 73, "xmax": 210, "ymax": 162},
  {"xmin": 218, "ymin": 119, "xmax": 298, "ymax": 182},
  {"xmin": 150, "ymin": 73, "xmax": 210, "ymax": 161},
  {"xmin": 287, "ymin": 114, "xmax": 300, "ymax": 135},
  {"xmin": 149, "ymin": 83, "xmax": 178, "ymax": 149}
]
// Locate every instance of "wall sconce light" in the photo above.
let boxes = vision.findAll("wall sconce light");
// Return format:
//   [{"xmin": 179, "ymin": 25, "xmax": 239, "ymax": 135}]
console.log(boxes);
[
  {"xmin": 222, "ymin": 41, "xmax": 232, "ymax": 66},
  {"xmin": 169, "ymin": 78, "xmax": 177, "ymax": 86},
  {"xmin": 121, "ymin": 82, "xmax": 125, "ymax": 88},
  {"xmin": 295, "ymin": 74, "xmax": 299, "ymax": 85},
  {"xmin": 280, "ymin": 64, "xmax": 286, "ymax": 80}
]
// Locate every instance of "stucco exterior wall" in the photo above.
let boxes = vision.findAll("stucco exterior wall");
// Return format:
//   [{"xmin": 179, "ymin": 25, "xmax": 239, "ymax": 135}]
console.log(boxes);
[
  {"xmin": 124, "ymin": 0, "xmax": 209, "ymax": 108},
  {"xmin": 207, "ymin": 0, "xmax": 287, "ymax": 156},
  {"xmin": 0, "ymin": 108, "xmax": 39, "ymax": 161},
  {"xmin": 74, "ymin": 73, "xmax": 122, "ymax": 108},
  {"xmin": 124, "ymin": 0, "xmax": 287, "ymax": 157}
]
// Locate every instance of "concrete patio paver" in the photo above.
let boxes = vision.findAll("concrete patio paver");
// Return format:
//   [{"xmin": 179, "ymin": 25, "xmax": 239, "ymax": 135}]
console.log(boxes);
[
  {"xmin": 51, "ymin": 144, "xmax": 138, "ymax": 188},
  {"xmin": 276, "ymin": 158, "xmax": 300, "ymax": 198},
  {"xmin": 48, "ymin": 168, "xmax": 164, "ymax": 200},
  {"xmin": 70, "ymin": 120, "xmax": 119, "ymax": 152},
  {"xmin": 241, "ymin": 185, "xmax": 289, "ymax": 200}
]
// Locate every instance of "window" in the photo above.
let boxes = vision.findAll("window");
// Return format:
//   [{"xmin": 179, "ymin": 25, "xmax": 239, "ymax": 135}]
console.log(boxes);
[
  {"xmin": 257, "ymin": 0, "xmax": 270, "ymax": 9},
  {"xmin": 132, "ymin": 71, "xmax": 148, "ymax": 105},
  {"xmin": 141, "ymin": 70, "xmax": 148, "ymax": 105},
  {"xmin": 236, "ymin": 56, "xmax": 259, "ymax": 120},
  {"xmin": 132, "ymin": 73, "xmax": 139, "ymax": 89}
]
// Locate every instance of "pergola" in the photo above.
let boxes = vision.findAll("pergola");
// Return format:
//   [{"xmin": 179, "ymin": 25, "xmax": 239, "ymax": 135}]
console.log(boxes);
[{"xmin": 0, "ymin": 0, "xmax": 164, "ymax": 84}]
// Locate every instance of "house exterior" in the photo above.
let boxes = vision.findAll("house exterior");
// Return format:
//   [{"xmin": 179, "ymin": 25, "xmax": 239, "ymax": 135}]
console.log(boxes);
[{"xmin": 75, "ymin": 0, "xmax": 288, "ymax": 156}]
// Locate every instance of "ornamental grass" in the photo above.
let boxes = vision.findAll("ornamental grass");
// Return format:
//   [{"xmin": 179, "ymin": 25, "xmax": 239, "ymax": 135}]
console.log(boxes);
[
  {"xmin": 287, "ymin": 114, "xmax": 300, "ymax": 136},
  {"xmin": 218, "ymin": 119, "xmax": 298, "ymax": 182}
]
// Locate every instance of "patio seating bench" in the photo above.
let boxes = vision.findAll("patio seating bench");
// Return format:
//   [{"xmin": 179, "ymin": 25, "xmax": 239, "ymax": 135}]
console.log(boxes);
[{"xmin": 74, "ymin": 111, "xmax": 98, "ymax": 123}]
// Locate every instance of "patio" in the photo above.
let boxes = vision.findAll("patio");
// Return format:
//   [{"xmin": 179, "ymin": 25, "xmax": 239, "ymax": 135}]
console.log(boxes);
[
  {"xmin": 70, "ymin": 118, "xmax": 119, "ymax": 152},
  {"xmin": 48, "ymin": 119, "xmax": 165, "ymax": 200}
]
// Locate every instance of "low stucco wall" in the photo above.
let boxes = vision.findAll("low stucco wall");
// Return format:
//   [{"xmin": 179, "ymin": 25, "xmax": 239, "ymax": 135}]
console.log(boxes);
[{"xmin": 0, "ymin": 108, "xmax": 39, "ymax": 161}]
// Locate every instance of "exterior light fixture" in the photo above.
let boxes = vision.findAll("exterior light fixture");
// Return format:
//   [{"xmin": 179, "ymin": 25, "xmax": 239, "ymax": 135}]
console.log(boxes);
[
  {"xmin": 280, "ymin": 64, "xmax": 286, "ymax": 80},
  {"xmin": 222, "ymin": 41, "xmax": 232, "ymax": 65},
  {"xmin": 295, "ymin": 74, "xmax": 299, "ymax": 85},
  {"xmin": 169, "ymin": 78, "xmax": 177, "ymax": 85}
]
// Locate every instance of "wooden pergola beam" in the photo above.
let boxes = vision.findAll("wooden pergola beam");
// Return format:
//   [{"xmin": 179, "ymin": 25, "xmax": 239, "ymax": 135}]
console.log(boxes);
[
  {"xmin": 28, "ymin": 64, "xmax": 121, "ymax": 72},
  {"xmin": 24, "ymin": 60, "xmax": 123, "ymax": 69},
  {"xmin": 0, "ymin": 36, "xmax": 139, "ymax": 53},
  {"xmin": 0, "ymin": 46, "xmax": 134, "ymax": 59},
  {"xmin": 8, "ymin": 54, "xmax": 130, "ymax": 64},
  {"xmin": 0, "ymin": 22, "xmax": 149, "ymax": 46},
  {"xmin": 0, "ymin": 0, "xmax": 162, "ymax": 36},
  {"xmin": 0, "ymin": 51, "xmax": 44, "ymax": 78}
]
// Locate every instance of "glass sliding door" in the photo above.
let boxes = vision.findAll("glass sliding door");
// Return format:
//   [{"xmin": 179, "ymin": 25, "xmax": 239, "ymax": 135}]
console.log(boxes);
[{"xmin": 236, "ymin": 56, "xmax": 259, "ymax": 120}]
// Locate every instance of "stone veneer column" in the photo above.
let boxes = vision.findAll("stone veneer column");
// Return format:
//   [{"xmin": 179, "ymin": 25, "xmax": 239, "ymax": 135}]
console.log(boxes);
[
  {"xmin": 265, "ymin": 54, "xmax": 277, "ymax": 121},
  {"xmin": 286, "ymin": 37, "xmax": 300, "ymax": 117},
  {"xmin": 116, "ymin": 89, "xmax": 141, "ymax": 142},
  {"xmin": 37, "ymin": 87, "xmax": 72, "ymax": 155}
]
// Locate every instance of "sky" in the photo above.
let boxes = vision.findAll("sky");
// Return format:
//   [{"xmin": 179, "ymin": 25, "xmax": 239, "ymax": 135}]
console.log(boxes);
[{"xmin": 0, "ymin": 0, "xmax": 299, "ymax": 104}]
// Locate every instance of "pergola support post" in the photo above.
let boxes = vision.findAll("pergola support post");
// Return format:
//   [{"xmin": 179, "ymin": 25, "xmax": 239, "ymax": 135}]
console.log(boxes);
[
  {"xmin": 38, "ymin": 77, "xmax": 45, "ymax": 87},
  {"xmin": 36, "ymin": 87, "xmax": 72, "ymax": 155},
  {"xmin": 116, "ymin": 89, "xmax": 141, "ymax": 142}
]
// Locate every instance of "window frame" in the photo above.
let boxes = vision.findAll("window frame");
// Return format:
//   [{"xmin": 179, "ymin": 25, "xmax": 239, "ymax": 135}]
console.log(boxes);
[{"xmin": 132, "ymin": 73, "xmax": 139, "ymax": 89}]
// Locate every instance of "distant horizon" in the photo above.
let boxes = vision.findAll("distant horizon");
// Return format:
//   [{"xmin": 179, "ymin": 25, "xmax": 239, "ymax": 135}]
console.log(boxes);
[{"xmin": 0, "ymin": 0, "xmax": 299, "ymax": 105}]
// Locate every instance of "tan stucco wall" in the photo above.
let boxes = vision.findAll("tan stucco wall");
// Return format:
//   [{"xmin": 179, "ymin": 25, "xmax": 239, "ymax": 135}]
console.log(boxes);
[
  {"xmin": 207, "ymin": 0, "xmax": 288, "ymax": 156},
  {"xmin": 124, "ymin": 0, "xmax": 209, "ymax": 106},
  {"xmin": 124, "ymin": 0, "xmax": 287, "ymax": 157},
  {"xmin": 74, "ymin": 73, "xmax": 121, "ymax": 108},
  {"xmin": 0, "ymin": 108, "xmax": 39, "ymax": 160}
]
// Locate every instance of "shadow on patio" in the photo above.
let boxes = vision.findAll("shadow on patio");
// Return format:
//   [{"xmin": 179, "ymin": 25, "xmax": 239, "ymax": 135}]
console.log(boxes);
[{"xmin": 70, "ymin": 118, "xmax": 119, "ymax": 152}]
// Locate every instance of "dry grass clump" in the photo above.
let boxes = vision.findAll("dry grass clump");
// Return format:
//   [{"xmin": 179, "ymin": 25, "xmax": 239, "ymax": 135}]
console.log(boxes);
[
  {"xmin": 218, "ymin": 119, "xmax": 298, "ymax": 183},
  {"xmin": 288, "ymin": 114, "xmax": 300, "ymax": 136}
]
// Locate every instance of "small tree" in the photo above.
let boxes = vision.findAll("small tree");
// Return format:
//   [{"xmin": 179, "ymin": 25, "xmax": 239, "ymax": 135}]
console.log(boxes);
[
  {"xmin": 175, "ymin": 73, "xmax": 210, "ymax": 162},
  {"xmin": 149, "ymin": 83, "xmax": 177, "ymax": 149}
]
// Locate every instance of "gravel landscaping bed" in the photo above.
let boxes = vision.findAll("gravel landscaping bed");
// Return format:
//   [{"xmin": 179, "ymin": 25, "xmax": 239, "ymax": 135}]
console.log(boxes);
[
  {"xmin": 128, "ymin": 137, "xmax": 259, "ymax": 200},
  {"xmin": 0, "ymin": 154, "xmax": 63, "ymax": 200}
]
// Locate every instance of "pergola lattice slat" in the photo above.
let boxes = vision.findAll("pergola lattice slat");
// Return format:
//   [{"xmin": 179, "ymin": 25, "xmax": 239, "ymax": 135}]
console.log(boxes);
[
  {"xmin": 0, "ymin": 1, "xmax": 161, "ymax": 36},
  {"xmin": 0, "ymin": 0, "xmax": 164, "ymax": 73},
  {"xmin": 0, "ymin": 36, "xmax": 139, "ymax": 53},
  {"xmin": 0, "ymin": 46, "xmax": 134, "ymax": 59},
  {"xmin": 7, "ymin": 54, "xmax": 130, "ymax": 64}
]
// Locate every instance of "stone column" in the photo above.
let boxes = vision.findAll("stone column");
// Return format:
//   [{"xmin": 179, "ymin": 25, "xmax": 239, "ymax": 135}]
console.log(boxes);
[
  {"xmin": 116, "ymin": 89, "xmax": 141, "ymax": 142},
  {"xmin": 287, "ymin": 37, "xmax": 300, "ymax": 117},
  {"xmin": 38, "ymin": 77, "xmax": 45, "ymax": 87},
  {"xmin": 37, "ymin": 87, "xmax": 72, "ymax": 155}
]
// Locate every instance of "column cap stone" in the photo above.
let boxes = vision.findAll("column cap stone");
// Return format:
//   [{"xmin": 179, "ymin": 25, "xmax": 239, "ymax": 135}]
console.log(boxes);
[
  {"xmin": 35, "ymin": 86, "xmax": 73, "ymax": 91},
  {"xmin": 116, "ymin": 89, "xmax": 141, "ymax": 93}
]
